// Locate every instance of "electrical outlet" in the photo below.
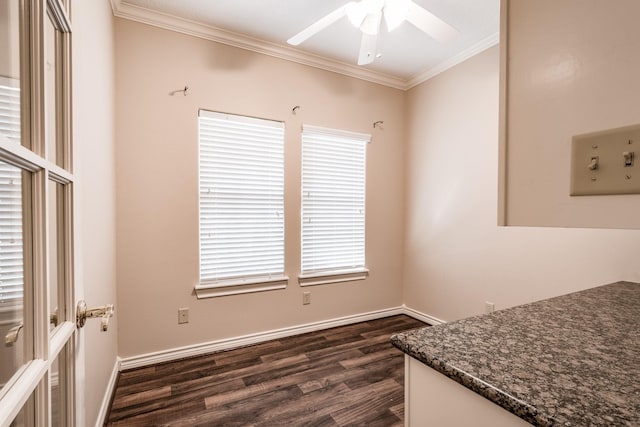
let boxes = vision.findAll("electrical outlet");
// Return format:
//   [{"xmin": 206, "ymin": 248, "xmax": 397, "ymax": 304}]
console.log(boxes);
[
  {"xmin": 485, "ymin": 301, "xmax": 495, "ymax": 314},
  {"xmin": 178, "ymin": 307, "xmax": 189, "ymax": 324},
  {"xmin": 302, "ymin": 292, "xmax": 311, "ymax": 305}
]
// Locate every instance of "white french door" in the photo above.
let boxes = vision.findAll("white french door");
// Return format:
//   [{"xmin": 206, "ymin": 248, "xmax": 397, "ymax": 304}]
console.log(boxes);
[{"xmin": 0, "ymin": 0, "xmax": 81, "ymax": 426}]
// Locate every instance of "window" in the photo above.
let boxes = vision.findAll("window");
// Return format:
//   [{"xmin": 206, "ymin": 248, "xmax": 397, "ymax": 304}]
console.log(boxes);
[
  {"xmin": 0, "ymin": 80, "xmax": 23, "ymax": 305},
  {"xmin": 0, "ymin": 161, "xmax": 23, "ymax": 305},
  {"xmin": 300, "ymin": 125, "xmax": 368, "ymax": 286},
  {"xmin": 197, "ymin": 110, "xmax": 287, "ymax": 298}
]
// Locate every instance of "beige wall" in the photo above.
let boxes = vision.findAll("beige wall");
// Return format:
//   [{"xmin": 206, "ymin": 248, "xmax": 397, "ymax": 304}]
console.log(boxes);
[
  {"xmin": 404, "ymin": 46, "xmax": 640, "ymax": 321},
  {"xmin": 72, "ymin": 0, "xmax": 118, "ymax": 425},
  {"xmin": 114, "ymin": 19, "xmax": 405, "ymax": 357},
  {"xmin": 113, "ymin": 5, "xmax": 640, "ymax": 360},
  {"xmin": 503, "ymin": 0, "xmax": 640, "ymax": 228}
]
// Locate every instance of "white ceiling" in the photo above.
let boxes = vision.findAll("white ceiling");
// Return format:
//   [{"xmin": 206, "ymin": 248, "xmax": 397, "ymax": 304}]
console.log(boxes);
[{"xmin": 112, "ymin": 0, "xmax": 500, "ymax": 89}]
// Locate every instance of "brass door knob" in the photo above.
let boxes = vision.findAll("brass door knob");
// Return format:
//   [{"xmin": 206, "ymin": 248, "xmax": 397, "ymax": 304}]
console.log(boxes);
[{"xmin": 76, "ymin": 300, "xmax": 114, "ymax": 331}]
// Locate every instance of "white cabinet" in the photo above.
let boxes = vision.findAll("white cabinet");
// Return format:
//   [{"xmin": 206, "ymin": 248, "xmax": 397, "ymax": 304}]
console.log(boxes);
[{"xmin": 404, "ymin": 355, "xmax": 531, "ymax": 427}]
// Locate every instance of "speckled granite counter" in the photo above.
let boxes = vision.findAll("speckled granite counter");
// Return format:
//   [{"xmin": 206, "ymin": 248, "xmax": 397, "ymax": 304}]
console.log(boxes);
[{"xmin": 391, "ymin": 281, "xmax": 640, "ymax": 426}]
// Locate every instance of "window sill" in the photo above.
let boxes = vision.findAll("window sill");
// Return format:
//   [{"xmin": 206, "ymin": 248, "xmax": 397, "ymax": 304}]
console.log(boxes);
[
  {"xmin": 298, "ymin": 268, "xmax": 369, "ymax": 287},
  {"xmin": 195, "ymin": 276, "xmax": 289, "ymax": 299}
]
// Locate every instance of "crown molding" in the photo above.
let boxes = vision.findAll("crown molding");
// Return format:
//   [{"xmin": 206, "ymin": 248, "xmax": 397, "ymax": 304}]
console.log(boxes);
[
  {"xmin": 405, "ymin": 32, "xmax": 500, "ymax": 90},
  {"xmin": 110, "ymin": 0, "xmax": 499, "ymax": 91},
  {"xmin": 110, "ymin": 0, "xmax": 407, "ymax": 90}
]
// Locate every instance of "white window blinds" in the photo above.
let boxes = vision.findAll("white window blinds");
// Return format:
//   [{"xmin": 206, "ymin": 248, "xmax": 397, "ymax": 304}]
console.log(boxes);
[
  {"xmin": 198, "ymin": 110, "xmax": 285, "ymax": 284},
  {"xmin": 0, "ymin": 80, "xmax": 21, "ymax": 143},
  {"xmin": 0, "ymin": 81, "xmax": 23, "ymax": 304},
  {"xmin": 0, "ymin": 161, "xmax": 23, "ymax": 304},
  {"xmin": 301, "ymin": 125, "xmax": 368, "ymax": 275}
]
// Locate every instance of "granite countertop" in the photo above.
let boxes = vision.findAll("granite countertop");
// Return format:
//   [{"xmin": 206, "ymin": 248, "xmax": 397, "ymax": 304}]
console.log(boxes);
[{"xmin": 391, "ymin": 281, "xmax": 639, "ymax": 426}]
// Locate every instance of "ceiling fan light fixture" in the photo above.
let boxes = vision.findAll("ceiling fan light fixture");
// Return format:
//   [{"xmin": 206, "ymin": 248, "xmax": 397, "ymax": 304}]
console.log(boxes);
[
  {"xmin": 346, "ymin": 2, "xmax": 367, "ymax": 28},
  {"xmin": 362, "ymin": 0, "xmax": 385, "ymax": 13},
  {"xmin": 287, "ymin": 0, "xmax": 458, "ymax": 66},
  {"xmin": 383, "ymin": 0, "xmax": 410, "ymax": 32},
  {"xmin": 360, "ymin": 12, "xmax": 381, "ymax": 35}
]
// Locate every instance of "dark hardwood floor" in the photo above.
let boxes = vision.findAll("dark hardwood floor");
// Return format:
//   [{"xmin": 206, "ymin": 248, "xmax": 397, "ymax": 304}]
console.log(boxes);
[{"xmin": 106, "ymin": 315, "xmax": 427, "ymax": 426}]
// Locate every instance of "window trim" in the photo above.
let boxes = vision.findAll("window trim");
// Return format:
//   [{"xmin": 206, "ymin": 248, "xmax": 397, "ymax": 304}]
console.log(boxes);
[
  {"xmin": 196, "ymin": 109, "xmax": 287, "ymax": 298},
  {"xmin": 194, "ymin": 276, "xmax": 288, "ymax": 299},
  {"xmin": 298, "ymin": 268, "xmax": 369, "ymax": 287},
  {"xmin": 301, "ymin": 125, "xmax": 371, "ymax": 144},
  {"xmin": 299, "ymin": 124, "xmax": 369, "ymax": 285}
]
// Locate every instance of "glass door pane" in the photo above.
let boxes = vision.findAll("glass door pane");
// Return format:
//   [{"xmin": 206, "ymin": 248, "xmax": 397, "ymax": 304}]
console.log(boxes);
[
  {"xmin": 0, "ymin": 160, "xmax": 26, "ymax": 393},
  {"xmin": 10, "ymin": 406, "xmax": 26, "ymax": 426},
  {"xmin": 0, "ymin": 0, "xmax": 22, "ymax": 146},
  {"xmin": 48, "ymin": 179, "xmax": 64, "ymax": 332},
  {"xmin": 9, "ymin": 393, "xmax": 33, "ymax": 426},
  {"xmin": 44, "ymin": 15, "xmax": 61, "ymax": 166},
  {"xmin": 50, "ymin": 347, "xmax": 68, "ymax": 427}
]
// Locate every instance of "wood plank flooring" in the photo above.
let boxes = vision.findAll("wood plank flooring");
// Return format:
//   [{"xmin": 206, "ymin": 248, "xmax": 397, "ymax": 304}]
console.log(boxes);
[{"xmin": 107, "ymin": 315, "xmax": 427, "ymax": 426}]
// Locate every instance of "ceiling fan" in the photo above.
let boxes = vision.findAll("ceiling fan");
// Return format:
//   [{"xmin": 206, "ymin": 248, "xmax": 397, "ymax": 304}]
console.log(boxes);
[{"xmin": 287, "ymin": 0, "xmax": 459, "ymax": 66}]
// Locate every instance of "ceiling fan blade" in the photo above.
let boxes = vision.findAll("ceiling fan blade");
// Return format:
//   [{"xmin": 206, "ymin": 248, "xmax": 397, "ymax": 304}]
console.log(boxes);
[
  {"xmin": 357, "ymin": 32, "xmax": 378, "ymax": 65},
  {"xmin": 405, "ymin": 1, "xmax": 458, "ymax": 43},
  {"xmin": 287, "ymin": 2, "xmax": 354, "ymax": 46}
]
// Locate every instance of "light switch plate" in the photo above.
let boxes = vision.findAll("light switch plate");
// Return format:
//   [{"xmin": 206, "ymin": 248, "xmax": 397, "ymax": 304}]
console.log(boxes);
[{"xmin": 570, "ymin": 124, "xmax": 640, "ymax": 196}]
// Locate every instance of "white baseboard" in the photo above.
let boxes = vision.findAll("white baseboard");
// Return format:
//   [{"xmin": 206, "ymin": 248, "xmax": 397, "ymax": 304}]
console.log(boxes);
[
  {"xmin": 402, "ymin": 305, "xmax": 445, "ymax": 326},
  {"xmin": 95, "ymin": 358, "xmax": 120, "ymax": 427},
  {"xmin": 119, "ymin": 306, "xmax": 443, "ymax": 371}
]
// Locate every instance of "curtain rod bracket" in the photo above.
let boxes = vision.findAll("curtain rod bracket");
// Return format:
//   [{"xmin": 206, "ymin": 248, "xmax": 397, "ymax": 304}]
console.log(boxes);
[
  {"xmin": 292, "ymin": 105, "xmax": 301, "ymax": 115},
  {"xmin": 373, "ymin": 121, "xmax": 383, "ymax": 129}
]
